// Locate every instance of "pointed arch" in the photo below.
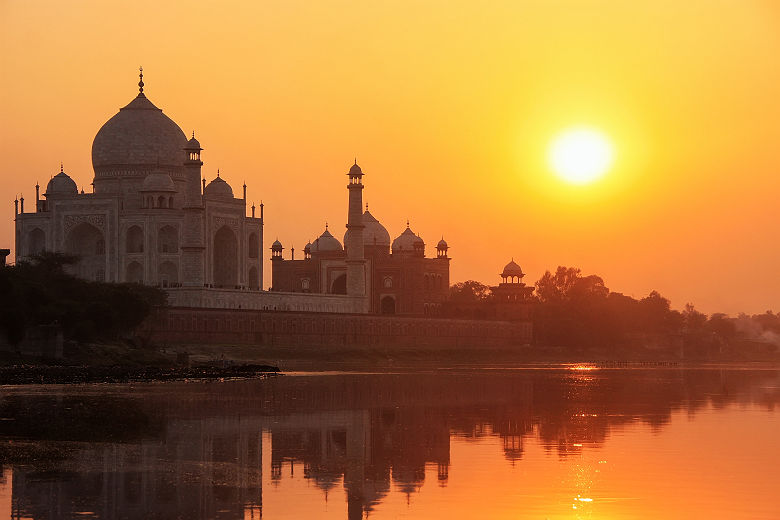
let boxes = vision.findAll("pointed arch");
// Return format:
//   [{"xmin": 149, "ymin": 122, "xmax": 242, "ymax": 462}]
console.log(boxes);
[
  {"xmin": 65, "ymin": 222, "xmax": 105, "ymax": 281},
  {"xmin": 158, "ymin": 225, "xmax": 178, "ymax": 254},
  {"xmin": 27, "ymin": 228, "xmax": 45, "ymax": 256},
  {"xmin": 159, "ymin": 261, "xmax": 178, "ymax": 287},
  {"xmin": 126, "ymin": 225, "xmax": 144, "ymax": 253},
  {"xmin": 331, "ymin": 273, "xmax": 347, "ymax": 294},
  {"xmin": 213, "ymin": 225, "xmax": 238, "ymax": 288},
  {"xmin": 126, "ymin": 261, "xmax": 143, "ymax": 283}
]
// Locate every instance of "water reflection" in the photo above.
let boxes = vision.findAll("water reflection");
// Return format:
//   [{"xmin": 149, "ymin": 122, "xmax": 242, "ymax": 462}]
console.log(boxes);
[{"xmin": 1, "ymin": 367, "xmax": 778, "ymax": 519}]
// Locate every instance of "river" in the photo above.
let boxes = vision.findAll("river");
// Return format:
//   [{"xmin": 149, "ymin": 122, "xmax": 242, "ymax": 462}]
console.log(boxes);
[{"xmin": 1, "ymin": 365, "xmax": 778, "ymax": 519}]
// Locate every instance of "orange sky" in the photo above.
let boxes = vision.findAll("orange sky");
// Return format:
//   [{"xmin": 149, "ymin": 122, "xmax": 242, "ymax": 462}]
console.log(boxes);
[{"xmin": 1, "ymin": 1, "xmax": 779, "ymax": 314}]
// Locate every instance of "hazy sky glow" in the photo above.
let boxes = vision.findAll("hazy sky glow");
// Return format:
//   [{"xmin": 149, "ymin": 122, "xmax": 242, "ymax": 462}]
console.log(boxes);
[{"xmin": 1, "ymin": 1, "xmax": 779, "ymax": 314}]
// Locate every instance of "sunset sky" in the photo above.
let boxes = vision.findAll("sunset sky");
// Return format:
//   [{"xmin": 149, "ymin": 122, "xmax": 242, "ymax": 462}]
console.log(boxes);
[{"xmin": 1, "ymin": 1, "xmax": 779, "ymax": 314}]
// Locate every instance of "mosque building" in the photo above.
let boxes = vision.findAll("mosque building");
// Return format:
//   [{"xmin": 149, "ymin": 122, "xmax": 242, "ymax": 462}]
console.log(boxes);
[
  {"xmin": 12, "ymin": 70, "xmax": 450, "ymax": 316},
  {"xmin": 270, "ymin": 161, "xmax": 451, "ymax": 315}
]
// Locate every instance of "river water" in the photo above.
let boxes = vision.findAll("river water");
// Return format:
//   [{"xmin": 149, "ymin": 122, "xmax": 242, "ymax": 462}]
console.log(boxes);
[{"xmin": 0, "ymin": 365, "xmax": 778, "ymax": 519}]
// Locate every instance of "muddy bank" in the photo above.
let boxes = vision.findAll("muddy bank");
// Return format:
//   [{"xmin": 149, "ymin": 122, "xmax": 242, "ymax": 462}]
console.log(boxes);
[{"xmin": 0, "ymin": 364, "xmax": 279, "ymax": 385}]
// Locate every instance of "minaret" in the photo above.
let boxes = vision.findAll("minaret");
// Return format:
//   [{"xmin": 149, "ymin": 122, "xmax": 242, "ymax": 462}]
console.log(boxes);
[
  {"xmin": 181, "ymin": 132, "xmax": 206, "ymax": 286},
  {"xmin": 345, "ymin": 161, "xmax": 367, "ymax": 305}
]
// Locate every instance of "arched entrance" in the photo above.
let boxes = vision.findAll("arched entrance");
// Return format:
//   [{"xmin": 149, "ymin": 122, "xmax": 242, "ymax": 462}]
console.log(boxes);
[
  {"xmin": 126, "ymin": 225, "xmax": 143, "ymax": 253},
  {"xmin": 65, "ymin": 222, "xmax": 105, "ymax": 281},
  {"xmin": 381, "ymin": 295, "xmax": 396, "ymax": 315},
  {"xmin": 158, "ymin": 225, "xmax": 178, "ymax": 253},
  {"xmin": 331, "ymin": 273, "xmax": 347, "ymax": 294},
  {"xmin": 27, "ymin": 228, "xmax": 45, "ymax": 256},
  {"xmin": 126, "ymin": 261, "xmax": 143, "ymax": 283},
  {"xmin": 213, "ymin": 226, "xmax": 238, "ymax": 288},
  {"xmin": 159, "ymin": 261, "xmax": 178, "ymax": 287},
  {"xmin": 248, "ymin": 233, "xmax": 259, "ymax": 258}
]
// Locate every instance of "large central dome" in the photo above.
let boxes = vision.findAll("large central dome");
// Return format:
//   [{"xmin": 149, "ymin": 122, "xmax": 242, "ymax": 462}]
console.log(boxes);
[{"xmin": 92, "ymin": 92, "xmax": 187, "ymax": 175}]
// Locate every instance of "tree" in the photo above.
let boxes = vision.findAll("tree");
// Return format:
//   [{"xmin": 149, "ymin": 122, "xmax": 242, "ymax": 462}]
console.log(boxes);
[
  {"xmin": 708, "ymin": 313, "xmax": 736, "ymax": 340},
  {"xmin": 0, "ymin": 252, "xmax": 166, "ymax": 346},
  {"xmin": 683, "ymin": 303, "xmax": 707, "ymax": 332},
  {"xmin": 449, "ymin": 280, "xmax": 490, "ymax": 302},
  {"xmin": 535, "ymin": 267, "xmax": 581, "ymax": 303}
]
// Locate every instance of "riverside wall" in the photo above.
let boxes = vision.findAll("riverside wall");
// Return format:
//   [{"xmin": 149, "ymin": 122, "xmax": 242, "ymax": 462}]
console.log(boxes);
[{"xmin": 141, "ymin": 307, "xmax": 533, "ymax": 348}]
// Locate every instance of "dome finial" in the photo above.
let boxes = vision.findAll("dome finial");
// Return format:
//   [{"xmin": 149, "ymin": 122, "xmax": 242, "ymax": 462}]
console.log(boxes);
[
  {"xmin": 138, "ymin": 66, "xmax": 144, "ymax": 94},
  {"xmin": 217, "ymin": 168, "xmax": 220, "ymax": 177},
  {"xmin": 325, "ymin": 221, "xmax": 329, "ymax": 230},
  {"xmin": 406, "ymin": 219, "xmax": 410, "ymax": 228},
  {"xmin": 60, "ymin": 162, "xmax": 63, "ymax": 173},
  {"xmin": 365, "ymin": 202, "xmax": 368, "ymax": 211},
  {"xmin": 192, "ymin": 130, "xmax": 195, "ymax": 139}
]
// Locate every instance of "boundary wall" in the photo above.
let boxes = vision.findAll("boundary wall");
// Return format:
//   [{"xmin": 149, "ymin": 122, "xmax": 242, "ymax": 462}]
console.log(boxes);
[
  {"xmin": 142, "ymin": 307, "xmax": 533, "ymax": 348},
  {"xmin": 164, "ymin": 287, "xmax": 366, "ymax": 313}
]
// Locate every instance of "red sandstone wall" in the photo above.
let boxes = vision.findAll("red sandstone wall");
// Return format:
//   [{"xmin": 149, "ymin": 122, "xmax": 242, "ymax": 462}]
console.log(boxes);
[{"xmin": 141, "ymin": 307, "xmax": 532, "ymax": 348}]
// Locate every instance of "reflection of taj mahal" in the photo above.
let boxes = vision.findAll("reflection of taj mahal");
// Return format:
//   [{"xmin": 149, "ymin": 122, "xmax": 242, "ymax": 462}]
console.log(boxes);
[{"xmin": 13, "ymin": 71, "xmax": 450, "ymax": 315}]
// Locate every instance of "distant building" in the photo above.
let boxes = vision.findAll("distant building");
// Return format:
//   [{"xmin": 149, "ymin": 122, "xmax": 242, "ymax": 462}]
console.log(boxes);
[
  {"xmin": 13, "ymin": 69, "xmax": 261, "ymax": 291},
  {"xmin": 271, "ymin": 162, "xmax": 450, "ymax": 315},
  {"xmin": 443, "ymin": 259, "xmax": 534, "ymax": 324},
  {"xmin": 490, "ymin": 259, "xmax": 535, "ymax": 321},
  {"xmin": 12, "ymin": 70, "xmax": 452, "ymax": 316}
]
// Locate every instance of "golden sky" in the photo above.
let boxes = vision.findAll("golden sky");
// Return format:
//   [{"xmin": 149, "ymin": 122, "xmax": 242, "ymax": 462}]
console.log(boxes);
[{"xmin": 2, "ymin": 1, "xmax": 779, "ymax": 314}]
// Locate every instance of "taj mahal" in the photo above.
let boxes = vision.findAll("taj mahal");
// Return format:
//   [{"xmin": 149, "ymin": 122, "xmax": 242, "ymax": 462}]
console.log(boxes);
[{"xmin": 12, "ymin": 70, "xmax": 468, "ymax": 316}]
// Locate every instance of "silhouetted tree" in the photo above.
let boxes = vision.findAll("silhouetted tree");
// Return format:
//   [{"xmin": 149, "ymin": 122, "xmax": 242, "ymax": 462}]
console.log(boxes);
[
  {"xmin": 449, "ymin": 280, "xmax": 490, "ymax": 302},
  {"xmin": 683, "ymin": 303, "xmax": 707, "ymax": 332},
  {"xmin": 0, "ymin": 252, "xmax": 166, "ymax": 346}
]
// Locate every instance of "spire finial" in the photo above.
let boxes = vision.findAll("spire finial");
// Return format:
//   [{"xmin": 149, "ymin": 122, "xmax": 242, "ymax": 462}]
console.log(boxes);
[
  {"xmin": 217, "ymin": 168, "xmax": 220, "ymax": 177},
  {"xmin": 60, "ymin": 162, "xmax": 63, "ymax": 173},
  {"xmin": 406, "ymin": 219, "xmax": 410, "ymax": 228},
  {"xmin": 192, "ymin": 130, "xmax": 195, "ymax": 139},
  {"xmin": 138, "ymin": 66, "xmax": 144, "ymax": 94},
  {"xmin": 365, "ymin": 203, "xmax": 368, "ymax": 211},
  {"xmin": 325, "ymin": 221, "xmax": 329, "ymax": 230},
  {"xmin": 354, "ymin": 157, "xmax": 357, "ymax": 165}
]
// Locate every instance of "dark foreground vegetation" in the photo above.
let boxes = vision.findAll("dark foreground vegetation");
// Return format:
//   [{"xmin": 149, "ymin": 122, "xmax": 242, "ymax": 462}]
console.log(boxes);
[
  {"xmin": 0, "ymin": 252, "xmax": 165, "ymax": 346},
  {"xmin": 0, "ymin": 364, "xmax": 279, "ymax": 385},
  {"xmin": 451, "ymin": 266, "xmax": 780, "ymax": 359}
]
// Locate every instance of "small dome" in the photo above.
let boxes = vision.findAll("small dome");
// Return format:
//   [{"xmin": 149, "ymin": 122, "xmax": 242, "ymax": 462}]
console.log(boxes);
[
  {"xmin": 186, "ymin": 134, "xmax": 201, "ymax": 149},
  {"xmin": 362, "ymin": 209, "xmax": 390, "ymax": 246},
  {"xmin": 46, "ymin": 170, "xmax": 78, "ymax": 195},
  {"xmin": 349, "ymin": 162, "xmax": 363, "ymax": 176},
  {"xmin": 140, "ymin": 171, "xmax": 176, "ymax": 192},
  {"xmin": 392, "ymin": 225, "xmax": 424, "ymax": 253},
  {"xmin": 437, "ymin": 238, "xmax": 448, "ymax": 250},
  {"xmin": 343, "ymin": 209, "xmax": 391, "ymax": 247},
  {"xmin": 501, "ymin": 259, "xmax": 524, "ymax": 278},
  {"xmin": 204, "ymin": 175, "xmax": 234, "ymax": 199},
  {"xmin": 303, "ymin": 241, "xmax": 312, "ymax": 253},
  {"xmin": 310, "ymin": 228, "xmax": 343, "ymax": 252},
  {"xmin": 271, "ymin": 239, "xmax": 283, "ymax": 251}
]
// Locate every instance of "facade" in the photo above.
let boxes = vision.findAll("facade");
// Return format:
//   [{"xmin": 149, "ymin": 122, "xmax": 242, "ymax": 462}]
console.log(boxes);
[
  {"xmin": 13, "ymin": 70, "xmax": 263, "ymax": 291},
  {"xmin": 270, "ymin": 162, "xmax": 451, "ymax": 316}
]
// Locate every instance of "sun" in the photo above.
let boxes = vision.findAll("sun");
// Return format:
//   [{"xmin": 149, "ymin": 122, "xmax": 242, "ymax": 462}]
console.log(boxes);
[{"xmin": 548, "ymin": 127, "xmax": 615, "ymax": 184}]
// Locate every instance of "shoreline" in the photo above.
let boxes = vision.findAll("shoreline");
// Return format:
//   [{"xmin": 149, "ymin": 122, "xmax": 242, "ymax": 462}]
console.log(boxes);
[
  {"xmin": 1, "ymin": 341, "xmax": 777, "ymax": 384},
  {"xmin": 0, "ymin": 364, "xmax": 279, "ymax": 386}
]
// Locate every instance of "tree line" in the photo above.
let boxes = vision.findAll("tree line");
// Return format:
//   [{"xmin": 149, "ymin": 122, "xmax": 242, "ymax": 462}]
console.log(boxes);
[
  {"xmin": 0, "ymin": 252, "xmax": 166, "ymax": 346},
  {"xmin": 449, "ymin": 266, "xmax": 780, "ymax": 352}
]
